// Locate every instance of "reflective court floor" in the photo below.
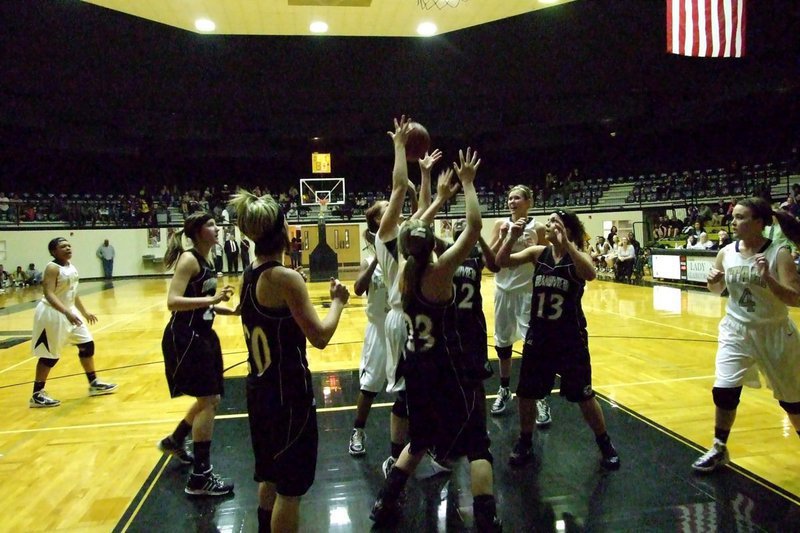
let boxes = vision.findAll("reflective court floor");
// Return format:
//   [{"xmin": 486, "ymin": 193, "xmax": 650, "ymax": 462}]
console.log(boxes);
[{"xmin": 0, "ymin": 275, "xmax": 798, "ymax": 532}]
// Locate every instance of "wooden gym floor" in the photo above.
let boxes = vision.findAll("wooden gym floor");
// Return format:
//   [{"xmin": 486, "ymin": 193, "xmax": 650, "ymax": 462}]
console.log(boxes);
[{"xmin": 0, "ymin": 273, "xmax": 798, "ymax": 531}]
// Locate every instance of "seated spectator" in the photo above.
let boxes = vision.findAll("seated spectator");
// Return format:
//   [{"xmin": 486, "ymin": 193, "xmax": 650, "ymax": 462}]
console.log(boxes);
[
  {"xmin": 0, "ymin": 264, "xmax": 9, "ymax": 288},
  {"xmin": 714, "ymin": 230, "xmax": 733, "ymax": 250},
  {"xmin": 668, "ymin": 214, "xmax": 683, "ymax": 237},
  {"xmin": 589, "ymin": 236, "xmax": 608, "ymax": 269},
  {"xmin": 711, "ymin": 199, "xmax": 728, "ymax": 226},
  {"xmin": 604, "ymin": 234, "xmax": 620, "ymax": 271},
  {"xmin": 724, "ymin": 197, "xmax": 738, "ymax": 224},
  {"xmin": 615, "ymin": 236, "xmax": 636, "ymax": 281},
  {"xmin": 685, "ymin": 235, "xmax": 699, "ymax": 249},
  {"xmin": 693, "ymin": 232, "xmax": 714, "ymax": 250},
  {"xmin": 653, "ymin": 216, "xmax": 670, "ymax": 240},
  {"xmin": 780, "ymin": 194, "xmax": 800, "ymax": 218},
  {"xmin": 25, "ymin": 263, "xmax": 42, "ymax": 285},
  {"xmin": 11, "ymin": 266, "xmax": 29, "ymax": 287}
]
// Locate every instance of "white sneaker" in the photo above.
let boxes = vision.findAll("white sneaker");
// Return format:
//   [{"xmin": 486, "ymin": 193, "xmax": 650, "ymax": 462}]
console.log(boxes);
[
  {"xmin": 30, "ymin": 390, "xmax": 60, "ymax": 408},
  {"xmin": 491, "ymin": 386, "xmax": 512, "ymax": 415},
  {"xmin": 349, "ymin": 428, "xmax": 366, "ymax": 456},
  {"xmin": 535, "ymin": 398, "xmax": 552, "ymax": 427},
  {"xmin": 381, "ymin": 456, "xmax": 396, "ymax": 479}
]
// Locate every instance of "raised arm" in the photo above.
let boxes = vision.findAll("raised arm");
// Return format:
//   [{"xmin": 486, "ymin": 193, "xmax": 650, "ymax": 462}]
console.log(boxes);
[
  {"xmin": 378, "ymin": 116, "xmax": 412, "ymax": 240},
  {"xmin": 478, "ymin": 235, "xmax": 500, "ymax": 273},
  {"xmin": 284, "ymin": 273, "xmax": 350, "ymax": 349},
  {"xmin": 437, "ymin": 148, "xmax": 482, "ymax": 273},
  {"xmin": 413, "ymin": 149, "xmax": 442, "ymax": 218},
  {"xmin": 419, "ymin": 168, "xmax": 460, "ymax": 224}
]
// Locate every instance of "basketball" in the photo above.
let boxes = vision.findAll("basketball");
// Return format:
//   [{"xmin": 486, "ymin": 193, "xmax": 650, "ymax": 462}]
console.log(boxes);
[{"xmin": 405, "ymin": 122, "xmax": 431, "ymax": 162}]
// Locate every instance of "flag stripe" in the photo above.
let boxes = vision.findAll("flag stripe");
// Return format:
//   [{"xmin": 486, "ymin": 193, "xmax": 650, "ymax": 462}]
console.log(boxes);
[{"xmin": 666, "ymin": 0, "xmax": 745, "ymax": 57}]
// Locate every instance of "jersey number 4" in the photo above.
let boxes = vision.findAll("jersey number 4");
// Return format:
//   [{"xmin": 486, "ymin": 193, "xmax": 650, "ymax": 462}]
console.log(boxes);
[
  {"xmin": 243, "ymin": 324, "xmax": 272, "ymax": 376},
  {"xmin": 738, "ymin": 287, "xmax": 756, "ymax": 313},
  {"xmin": 534, "ymin": 292, "xmax": 565, "ymax": 320}
]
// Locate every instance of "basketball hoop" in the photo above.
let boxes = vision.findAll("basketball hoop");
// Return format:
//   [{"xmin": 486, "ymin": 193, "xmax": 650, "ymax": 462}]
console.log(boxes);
[
  {"xmin": 318, "ymin": 197, "xmax": 329, "ymax": 221},
  {"xmin": 418, "ymin": 0, "xmax": 466, "ymax": 9}
]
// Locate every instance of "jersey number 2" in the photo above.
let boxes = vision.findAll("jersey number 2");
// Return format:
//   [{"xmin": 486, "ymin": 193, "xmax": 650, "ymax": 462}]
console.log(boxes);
[{"xmin": 243, "ymin": 325, "xmax": 272, "ymax": 376}]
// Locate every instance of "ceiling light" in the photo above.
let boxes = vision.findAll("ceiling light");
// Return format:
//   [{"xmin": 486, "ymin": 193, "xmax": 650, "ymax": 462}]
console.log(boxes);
[
  {"xmin": 309, "ymin": 21, "xmax": 328, "ymax": 34},
  {"xmin": 417, "ymin": 22, "xmax": 437, "ymax": 36},
  {"xmin": 194, "ymin": 18, "xmax": 216, "ymax": 32}
]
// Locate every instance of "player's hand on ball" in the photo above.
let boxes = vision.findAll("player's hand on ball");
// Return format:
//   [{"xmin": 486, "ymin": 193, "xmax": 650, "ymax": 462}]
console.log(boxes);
[
  {"xmin": 707, "ymin": 267, "xmax": 724, "ymax": 284},
  {"xmin": 388, "ymin": 115, "xmax": 412, "ymax": 147},
  {"xmin": 419, "ymin": 149, "xmax": 442, "ymax": 172}
]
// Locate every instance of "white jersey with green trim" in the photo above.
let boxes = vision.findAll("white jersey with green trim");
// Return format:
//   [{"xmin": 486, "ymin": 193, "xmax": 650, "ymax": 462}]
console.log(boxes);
[
  {"xmin": 722, "ymin": 239, "xmax": 787, "ymax": 325},
  {"xmin": 495, "ymin": 216, "xmax": 538, "ymax": 292},
  {"xmin": 40, "ymin": 261, "xmax": 79, "ymax": 308}
]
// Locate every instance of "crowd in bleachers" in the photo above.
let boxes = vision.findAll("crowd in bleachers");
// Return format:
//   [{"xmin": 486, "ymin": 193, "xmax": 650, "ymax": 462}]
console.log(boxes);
[{"xmin": 0, "ymin": 159, "xmax": 795, "ymax": 229}]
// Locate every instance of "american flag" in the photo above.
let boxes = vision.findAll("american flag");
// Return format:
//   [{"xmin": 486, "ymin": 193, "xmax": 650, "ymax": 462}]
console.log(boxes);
[{"xmin": 667, "ymin": 0, "xmax": 747, "ymax": 57}]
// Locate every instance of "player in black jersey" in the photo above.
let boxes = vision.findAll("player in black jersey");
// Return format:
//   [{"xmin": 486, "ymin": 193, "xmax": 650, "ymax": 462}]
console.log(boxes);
[
  {"xmin": 497, "ymin": 209, "xmax": 620, "ymax": 471},
  {"xmin": 371, "ymin": 148, "xmax": 502, "ymax": 531},
  {"xmin": 230, "ymin": 189, "xmax": 349, "ymax": 533},
  {"xmin": 158, "ymin": 212, "xmax": 237, "ymax": 496}
]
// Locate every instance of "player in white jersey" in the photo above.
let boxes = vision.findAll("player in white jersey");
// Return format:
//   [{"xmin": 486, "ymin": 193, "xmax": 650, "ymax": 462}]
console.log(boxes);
[
  {"xmin": 29, "ymin": 238, "xmax": 117, "ymax": 407},
  {"xmin": 693, "ymin": 197, "xmax": 800, "ymax": 473},
  {"xmin": 348, "ymin": 229, "xmax": 389, "ymax": 456},
  {"xmin": 486, "ymin": 185, "xmax": 549, "ymax": 421}
]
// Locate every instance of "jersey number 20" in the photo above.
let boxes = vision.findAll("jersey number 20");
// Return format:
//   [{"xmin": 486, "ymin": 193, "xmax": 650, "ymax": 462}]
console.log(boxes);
[{"xmin": 243, "ymin": 325, "xmax": 272, "ymax": 376}]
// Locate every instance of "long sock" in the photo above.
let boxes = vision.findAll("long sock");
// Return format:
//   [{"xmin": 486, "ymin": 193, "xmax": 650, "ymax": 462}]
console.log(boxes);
[
  {"xmin": 384, "ymin": 466, "xmax": 409, "ymax": 498},
  {"xmin": 353, "ymin": 419, "xmax": 366, "ymax": 429},
  {"xmin": 33, "ymin": 381, "xmax": 45, "ymax": 395},
  {"xmin": 500, "ymin": 377, "xmax": 510, "ymax": 389},
  {"xmin": 257, "ymin": 507, "xmax": 272, "ymax": 533},
  {"xmin": 86, "ymin": 371, "xmax": 97, "ymax": 384},
  {"xmin": 473, "ymin": 494, "xmax": 498, "ymax": 526},
  {"xmin": 171, "ymin": 419, "xmax": 192, "ymax": 444},
  {"xmin": 391, "ymin": 442, "xmax": 404, "ymax": 460},
  {"xmin": 193, "ymin": 441, "xmax": 211, "ymax": 474},
  {"xmin": 519, "ymin": 431, "xmax": 533, "ymax": 446},
  {"xmin": 714, "ymin": 427, "xmax": 731, "ymax": 444}
]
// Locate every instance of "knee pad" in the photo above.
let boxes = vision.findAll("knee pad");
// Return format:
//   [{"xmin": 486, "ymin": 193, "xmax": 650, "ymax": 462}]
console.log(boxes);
[
  {"xmin": 495, "ymin": 345, "xmax": 513, "ymax": 361},
  {"xmin": 39, "ymin": 357, "xmax": 58, "ymax": 368},
  {"xmin": 779, "ymin": 400, "xmax": 800, "ymax": 415},
  {"xmin": 360, "ymin": 389, "xmax": 378, "ymax": 400},
  {"xmin": 391, "ymin": 393, "xmax": 408, "ymax": 419},
  {"xmin": 77, "ymin": 341, "xmax": 95, "ymax": 358},
  {"xmin": 712, "ymin": 386, "xmax": 742, "ymax": 411}
]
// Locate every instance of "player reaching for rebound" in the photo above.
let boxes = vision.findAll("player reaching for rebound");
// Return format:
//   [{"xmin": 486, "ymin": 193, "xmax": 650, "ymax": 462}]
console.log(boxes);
[
  {"xmin": 496, "ymin": 209, "xmax": 620, "ymax": 471},
  {"xmin": 693, "ymin": 197, "xmax": 800, "ymax": 473},
  {"xmin": 159, "ymin": 213, "xmax": 236, "ymax": 497},
  {"xmin": 487, "ymin": 185, "xmax": 549, "ymax": 424},
  {"xmin": 29, "ymin": 238, "xmax": 117, "ymax": 407},
  {"xmin": 371, "ymin": 148, "xmax": 502, "ymax": 531},
  {"xmin": 230, "ymin": 189, "xmax": 350, "ymax": 533}
]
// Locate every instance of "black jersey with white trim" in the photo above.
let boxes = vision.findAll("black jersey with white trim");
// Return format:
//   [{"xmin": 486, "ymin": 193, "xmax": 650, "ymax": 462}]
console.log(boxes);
[
  {"xmin": 527, "ymin": 246, "xmax": 587, "ymax": 340},
  {"xmin": 168, "ymin": 249, "xmax": 218, "ymax": 332},
  {"xmin": 240, "ymin": 261, "xmax": 313, "ymax": 405}
]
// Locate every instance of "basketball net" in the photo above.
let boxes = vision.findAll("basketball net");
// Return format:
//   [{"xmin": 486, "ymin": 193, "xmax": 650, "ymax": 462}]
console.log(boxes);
[
  {"xmin": 318, "ymin": 197, "xmax": 329, "ymax": 221},
  {"xmin": 417, "ymin": 0, "xmax": 466, "ymax": 9}
]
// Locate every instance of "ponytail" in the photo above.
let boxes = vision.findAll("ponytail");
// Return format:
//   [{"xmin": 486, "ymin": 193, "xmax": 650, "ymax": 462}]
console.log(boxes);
[
  {"xmin": 165, "ymin": 212, "xmax": 214, "ymax": 270},
  {"xmin": 164, "ymin": 229, "xmax": 187, "ymax": 270},
  {"xmin": 773, "ymin": 209, "xmax": 800, "ymax": 248},
  {"xmin": 398, "ymin": 220, "xmax": 435, "ymax": 310}
]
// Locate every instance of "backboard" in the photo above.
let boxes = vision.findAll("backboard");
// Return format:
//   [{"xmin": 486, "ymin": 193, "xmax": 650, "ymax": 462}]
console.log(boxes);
[{"xmin": 300, "ymin": 177, "xmax": 346, "ymax": 206}]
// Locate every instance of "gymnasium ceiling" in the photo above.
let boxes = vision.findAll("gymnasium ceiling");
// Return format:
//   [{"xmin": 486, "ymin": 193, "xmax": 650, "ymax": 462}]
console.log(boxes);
[
  {"xmin": 0, "ymin": 0, "xmax": 797, "ymax": 167},
  {"xmin": 82, "ymin": 0, "xmax": 576, "ymax": 37}
]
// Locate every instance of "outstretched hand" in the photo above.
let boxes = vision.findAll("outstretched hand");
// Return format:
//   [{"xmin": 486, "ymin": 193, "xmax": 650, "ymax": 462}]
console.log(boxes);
[
  {"xmin": 419, "ymin": 149, "xmax": 442, "ymax": 172},
  {"xmin": 453, "ymin": 147, "xmax": 480, "ymax": 185},
  {"xmin": 387, "ymin": 115, "xmax": 412, "ymax": 147},
  {"xmin": 435, "ymin": 169, "xmax": 460, "ymax": 202}
]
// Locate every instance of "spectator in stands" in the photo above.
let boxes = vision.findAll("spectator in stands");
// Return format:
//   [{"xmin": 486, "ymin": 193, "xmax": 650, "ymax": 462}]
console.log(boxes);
[
  {"xmin": 627, "ymin": 231, "xmax": 641, "ymax": 257},
  {"xmin": 683, "ymin": 220, "xmax": 704, "ymax": 237},
  {"xmin": 26, "ymin": 263, "xmax": 42, "ymax": 285},
  {"xmin": 604, "ymin": 235, "xmax": 620, "ymax": 271},
  {"xmin": 606, "ymin": 226, "xmax": 618, "ymax": 245},
  {"xmin": 668, "ymin": 213, "xmax": 683, "ymax": 237},
  {"xmin": 711, "ymin": 199, "xmax": 728, "ymax": 226},
  {"xmin": 685, "ymin": 235, "xmax": 699, "ymax": 249},
  {"xmin": 693, "ymin": 232, "xmax": 714, "ymax": 250},
  {"xmin": 724, "ymin": 198, "xmax": 738, "ymax": 225},
  {"xmin": 0, "ymin": 191, "xmax": 9, "ymax": 220},
  {"xmin": 589, "ymin": 236, "xmax": 606, "ymax": 269},
  {"xmin": 714, "ymin": 230, "xmax": 733, "ymax": 250},
  {"xmin": 615, "ymin": 236, "xmax": 636, "ymax": 282},
  {"xmin": 780, "ymin": 195, "xmax": 800, "ymax": 218},
  {"xmin": 0, "ymin": 264, "xmax": 11, "ymax": 288},
  {"xmin": 12, "ymin": 266, "xmax": 29, "ymax": 287},
  {"xmin": 653, "ymin": 216, "xmax": 670, "ymax": 240}
]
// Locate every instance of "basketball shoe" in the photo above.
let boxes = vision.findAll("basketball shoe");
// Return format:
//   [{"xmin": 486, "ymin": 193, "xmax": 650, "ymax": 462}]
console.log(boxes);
[
  {"xmin": 29, "ymin": 390, "xmax": 60, "ymax": 408},
  {"xmin": 692, "ymin": 440, "xmax": 730, "ymax": 473},
  {"xmin": 185, "ymin": 468, "xmax": 234, "ymax": 496}
]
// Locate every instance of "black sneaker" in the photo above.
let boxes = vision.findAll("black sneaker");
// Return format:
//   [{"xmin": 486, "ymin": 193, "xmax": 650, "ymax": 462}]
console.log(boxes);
[
  {"xmin": 185, "ymin": 468, "xmax": 234, "ymax": 496},
  {"xmin": 508, "ymin": 440, "xmax": 533, "ymax": 468},
  {"xmin": 29, "ymin": 390, "xmax": 60, "ymax": 408},
  {"xmin": 158, "ymin": 437, "xmax": 194, "ymax": 465},
  {"xmin": 88, "ymin": 380, "xmax": 118, "ymax": 396},
  {"xmin": 599, "ymin": 441, "xmax": 621, "ymax": 470},
  {"xmin": 692, "ymin": 441, "xmax": 729, "ymax": 473},
  {"xmin": 370, "ymin": 489, "xmax": 400, "ymax": 525}
]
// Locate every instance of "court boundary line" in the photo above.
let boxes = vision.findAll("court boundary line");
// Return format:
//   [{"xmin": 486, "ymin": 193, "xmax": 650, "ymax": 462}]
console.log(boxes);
[{"xmin": 115, "ymin": 454, "xmax": 171, "ymax": 533}]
